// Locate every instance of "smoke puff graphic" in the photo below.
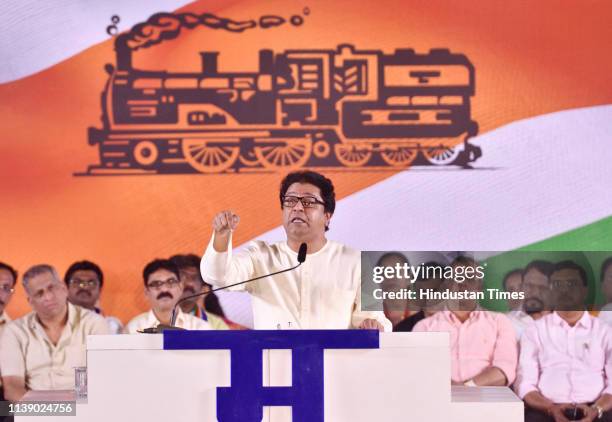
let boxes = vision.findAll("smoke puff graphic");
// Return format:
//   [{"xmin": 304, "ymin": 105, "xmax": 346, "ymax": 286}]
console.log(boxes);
[{"xmin": 121, "ymin": 11, "xmax": 297, "ymax": 51}]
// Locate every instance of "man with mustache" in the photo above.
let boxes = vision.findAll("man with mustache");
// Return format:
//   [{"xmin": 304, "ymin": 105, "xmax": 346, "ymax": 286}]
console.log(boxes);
[
  {"xmin": 517, "ymin": 260, "xmax": 612, "ymax": 422},
  {"xmin": 0, "ymin": 264, "xmax": 108, "ymax": 401},
  {"xmin": 201, "ymin": 170, "xmax": 391, "ymax": 331},
  {"xmin": 507, "ymin": 260, "xmax": 553, "ymax": 339},
  {"xmin": 170, "ymin": 254, "xmax": 230, "ymax": 330},
  {"xmin": 125, "ymin": 259, "xmax": 210, "ymax": 333},
  {"xmin": 64, "ymin": 260, "xmax": 123, "ymax": 334}
]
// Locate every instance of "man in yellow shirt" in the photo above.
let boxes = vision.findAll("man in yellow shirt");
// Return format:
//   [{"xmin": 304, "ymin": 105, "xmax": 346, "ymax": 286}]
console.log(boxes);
[{"xmin": 0, "ymin": 264, "xmax": 108, "ymax": 401}]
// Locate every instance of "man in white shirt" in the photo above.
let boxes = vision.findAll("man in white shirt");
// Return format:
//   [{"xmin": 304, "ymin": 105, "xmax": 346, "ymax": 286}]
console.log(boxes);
[
  {"xmin": 125, "ymin": 259, "xmax": 210, "ymax": 333},
  {"xmin": 0, "ymin": 262, "xmax": 17, "ymax": 407},
  {"xmin": 0, "ymin": 262, "xmax": 16, "ymax": 338},
  {"xmin": 0, "ymin": 264, "xmax": 108, "ymax": 401},
  {"xmin": 64, "ymin": 260, "xmax": 123, "ymax": 334},
  {"xmin": 201, "ymin": 170, "xmax": 391, "ymax": 331}
]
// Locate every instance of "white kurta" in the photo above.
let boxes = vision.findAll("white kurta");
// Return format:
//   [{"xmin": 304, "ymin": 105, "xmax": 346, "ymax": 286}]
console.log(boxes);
[
  {"xmin": 201, "ymin": 234, "xmax": 391, "ymax": 331},
  {"xmin": 125, "ymin": 309, "xmax": 210, "ymax": 333}
]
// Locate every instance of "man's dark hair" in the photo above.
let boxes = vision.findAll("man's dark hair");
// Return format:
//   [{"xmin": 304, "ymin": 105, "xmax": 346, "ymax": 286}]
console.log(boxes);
[
  {"xmin": 522, "ymin": 260, "xmax": 554, "ymax": 280},
  {"xmin": 375, "ymin": 252, "xmax": 409, "ymax": 267},
  {"xmin": 279, "ymin": 171, "xmax": 335, "ymax": 231},
  {"xmin": 64, "ymin": 260, "xmax": 104, "ymax": 288},
  {"xmin": 601, "ymin": 257, "xmax": 612, "ymax": 283},
  {"xmin": 0, "ymin": 262, "xmax": 18, "ymax": 286},
  {"xmin": 451, "ymin": 255, "xmax": 478, "ymax": 267},
  {"xmin": 170, "ymin": 254, "xmax": 203, "ymax": 276},
  {"xmin": 143, "ymin": 259, "xmax": 180, "ymax": 287},
  {"xmin": 502, "ymin": 269, "xmax": 523, "ymax": 291},
  {"xmin": 552, "ymin": 260, "xmax": 588, "ymax": 287}
]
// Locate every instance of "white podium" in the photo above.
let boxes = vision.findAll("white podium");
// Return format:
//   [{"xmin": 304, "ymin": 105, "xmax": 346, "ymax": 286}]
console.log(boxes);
[{"xmin": 17, "ymin": 331, "xmax": 523, "ymax": 422}]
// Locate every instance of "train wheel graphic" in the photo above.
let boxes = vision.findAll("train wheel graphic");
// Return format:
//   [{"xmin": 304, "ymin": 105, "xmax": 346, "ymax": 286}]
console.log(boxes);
[
  {"xmin": 380, "ymin": 144, "xmax": 418, "ymax": 167},
  {"xmin": 254, "ymin": 139, "xmax": 312, "ymax": 170},
  {"xmin": 133, "ymin": 141, "xmax": 159, "ymax": 167},
  {"xmin": 334, "ymin": 143, "xmax": 373, "ymax": 167},
  {"xmin": 182, "ymin": 139, "xmax": 240, "ymax": 173},
  {"xmin": 423, "ymin": 145, "xmax": 461, "ymax": 165}
]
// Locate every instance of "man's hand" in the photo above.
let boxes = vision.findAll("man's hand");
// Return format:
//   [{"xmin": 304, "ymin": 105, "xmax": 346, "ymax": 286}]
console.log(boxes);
[
  {"xmin": 213, "ymin": 210, "xmax": 240, "ymax": 235},
  {"xmin": 212, "ymin": 211, "xmax": 240, "ymax": 252},
  {"xmin": 576, "ymin": 404, "xmax": 598, "ymax": 422},
  {"xmin": 548, "ymin": 403, "xmax": 572, "ymax": 422},
  {"xmin": 358, "ymin": 319, "xmax": 384, "ymax": 331}
]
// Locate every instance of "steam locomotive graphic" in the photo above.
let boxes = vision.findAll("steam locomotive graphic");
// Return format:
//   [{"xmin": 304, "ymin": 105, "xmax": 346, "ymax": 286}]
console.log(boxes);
[{"xmin": 87, "ymin": 32, "xmax": 481, "ymax": 174}]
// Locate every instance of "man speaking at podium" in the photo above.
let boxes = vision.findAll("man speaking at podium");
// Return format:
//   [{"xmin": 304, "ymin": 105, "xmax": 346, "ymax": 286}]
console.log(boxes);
[{"xmin": 201, "ymin": 170, "xmax": 391, "ymax": 331}]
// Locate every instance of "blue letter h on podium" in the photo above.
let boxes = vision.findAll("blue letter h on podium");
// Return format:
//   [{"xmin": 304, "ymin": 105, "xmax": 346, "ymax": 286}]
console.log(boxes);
[{"xmin": 164, "ymin": 330, "xmax": 379, "ymax": 422}]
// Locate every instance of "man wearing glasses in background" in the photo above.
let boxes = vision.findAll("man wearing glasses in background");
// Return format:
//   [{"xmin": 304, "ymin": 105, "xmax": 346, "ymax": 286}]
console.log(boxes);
[
  {"xmin": 0, "ymin": 262, "xmax": 18, "ymax": 410},
  {"xmin": 125, "ymin": 259, "xmax": 210, "ymax": 333},
  {"xmin": 65, "ymin": 260, "xmax": 123, "ymax": 334},
  {"xmin": 0, "ymin": 264, "xmax": 108, "ymax": 401},
  {"xmin": 201, "ymin": 170, "xmax": 391, "ymax": 331},
  {"xmin": 0, "ymin": 262, "xmax": 17, "ymax": 339}
]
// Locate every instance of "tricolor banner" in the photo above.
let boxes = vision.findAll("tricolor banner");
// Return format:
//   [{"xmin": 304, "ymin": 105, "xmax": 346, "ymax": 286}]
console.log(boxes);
[{"xmin": 1, "ymin": 0, "xmax": 611, "ymax": 323}]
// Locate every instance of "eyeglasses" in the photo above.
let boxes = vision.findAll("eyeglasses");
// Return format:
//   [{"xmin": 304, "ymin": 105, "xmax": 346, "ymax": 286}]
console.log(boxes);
[
  {"xmin": 0, "ymin": 285, "xmax": 15, "ymax": 294},
  {"xmin": 551, "ymin": 280, "xmax": 582, "ymax": 289},
  {"xmin": 282, "ymin": 195, "xmax": 325, "ymax": 209},
  {"xmin": 147, "ymin": 278, "xmax": 181, "ymax": 290},
  {"xmin": 69, "ymin": 279, "xmax": 99, "ymax": 289}
]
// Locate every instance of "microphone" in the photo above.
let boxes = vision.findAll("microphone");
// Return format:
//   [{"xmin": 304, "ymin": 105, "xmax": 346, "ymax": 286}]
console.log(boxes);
[
  {"xmin": 158, "ymin": 242, "xmax": 308, "ymax": 330},
  {"xmin": 297, "ymin": 242, "xmax": 307, "ymax": 263}
]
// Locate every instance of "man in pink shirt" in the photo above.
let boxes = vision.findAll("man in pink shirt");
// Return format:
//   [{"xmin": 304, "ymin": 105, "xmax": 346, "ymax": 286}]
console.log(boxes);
[
  {"xmin": 413, "ymin": 256, "xmax": 518, "ymax": 387},
  {"xmin": 516, "ymin": 260, "xmax": 612, "ymax": 422}
]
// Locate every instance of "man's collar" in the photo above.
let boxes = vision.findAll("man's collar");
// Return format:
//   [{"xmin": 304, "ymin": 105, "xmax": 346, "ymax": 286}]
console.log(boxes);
[
  {"xmin": 553, "ymin": 311, "xmax": 591, "ymax": 329},
  {"xmin": 147, "ymin": 308, "xmax": 184, "ymax": 327}
]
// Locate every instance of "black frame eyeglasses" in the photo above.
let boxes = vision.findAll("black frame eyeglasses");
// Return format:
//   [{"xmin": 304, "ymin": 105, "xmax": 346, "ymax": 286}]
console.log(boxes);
[{"xmin": 282, "ymin": 195, "xmax": 325, "ymax": 209}]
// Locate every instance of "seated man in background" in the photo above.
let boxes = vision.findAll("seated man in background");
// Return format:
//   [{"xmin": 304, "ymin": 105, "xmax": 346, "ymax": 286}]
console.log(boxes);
[
  {"xmin": 0, "ymin": 264, "xmax": 108, "ymax": 401},
  {"xmin": 414, "ymin": 256, "xmax": 517, "ymax": 387},
  {"xmin": 0, "ymin": 262, "xmax": 18, "ymax": 407},
  {"xmin": 377, "ymin": 252, "xmax": 411, "ymax": 329},
  {"xmin": 0, "ymin": 262, "xmax": 17, "ymax": 337},
  {"xmin": 517, "ymin": 260, "xmax": 612, "ymax": 421},
  {"xmin": 502, "ymin": 268, "xmax": 524, "ymax": 312},
  {"xmin": 395, "ymin": 261, "xmax": 446, "ymax": 332},
  {"xmin": 125, "ymin": 259, "xmax": 210, "ymax": 333},
  {"xmin": 599, "ymin": 257, "xmax": 612, "ymax": 325},
  {"xmin": 506, "ymin": 260, "xmax": 553, "ymax": 339},
  {"xmin": 170, "ymin": 254, "xmax": 229, "ymax": 330},
  {"xmin": 65, "ymin": 260, "xmax": 123, "ymax": 334}
]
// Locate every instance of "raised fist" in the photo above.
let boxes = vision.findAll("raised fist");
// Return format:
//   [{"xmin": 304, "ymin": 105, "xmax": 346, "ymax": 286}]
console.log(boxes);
[{"xmin": 213, "ymin": 210, "xmax": 240, "ymax": 236}]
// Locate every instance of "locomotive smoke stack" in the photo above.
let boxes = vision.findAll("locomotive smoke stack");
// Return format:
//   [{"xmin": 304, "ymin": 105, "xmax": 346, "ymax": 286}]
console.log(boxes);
[
  {"xmin": 115, "ymin": 35, "xmax": 132, "ymax": 70},
  {"xmin": 201, "ymin": 52, "xmax": 219, "ymax": 75}
]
